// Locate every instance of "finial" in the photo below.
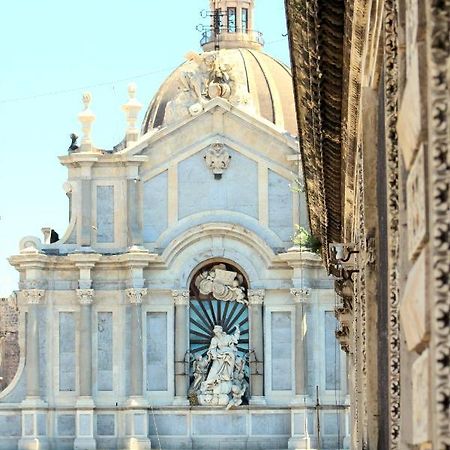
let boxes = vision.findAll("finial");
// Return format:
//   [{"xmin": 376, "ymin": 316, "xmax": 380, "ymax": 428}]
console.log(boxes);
[
  {"xmin": 122, "ymin": 83, "xmax": 142, "ymax": 145},
  {"xmin": 77, "ymin": 91, "xmax": 96, "ymax": 152}
]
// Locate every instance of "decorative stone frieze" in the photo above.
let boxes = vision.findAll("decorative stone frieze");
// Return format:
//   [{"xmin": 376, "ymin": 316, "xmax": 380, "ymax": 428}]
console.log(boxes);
[
  {"xmin": 126, "ymin": 288, "xmax": 147, "ymax": 304},
  {"xmin": 172, "ymin": 290, "xmax": 189, "ymax": 306},
  {"xmin": 23, "ymin": 289, "xmax": 45, "ymax": 305},
  {"xmin": 384, "ymin": 0, "xmax": 401, "ymax": 446},
  {"xmin": 427, "ymin": 0, "xmax": 450, "ymax": 446},
  {"xmin": 76, "ymin": 289, "xmax": 95, "ymax": 305},
  {"xmin": 290, "ymin": 288, "xmax": 310, "ymax": 303},
  {"xmin": 247, "ymin": 289, "xmax": 265, "ymax": 305}
]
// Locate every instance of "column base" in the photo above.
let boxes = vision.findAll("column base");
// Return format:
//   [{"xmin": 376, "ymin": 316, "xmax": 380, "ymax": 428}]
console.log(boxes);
[
  {"xmin": 288, "ymin": 436, "xmax": 311, "ymax": 450},
  {"xmin": 74, "ymin": 437, "xmax": 97, "ymax": 450},
  {"xmin": 18, "ymin": 438, "xmax": 49, "ymax": 450},
  {"xmin": 122, "ymin": 437, "xmax": 152, "ymax": 450},
  {"xmin": 126, "ymin": 396, "xmax": 148, "ymax": 408},
  {"xmin": 20, "ymin": 397, "xmax": 47, "ymax": 409},
  {"xmin": 172, "ymin": 396, "xmax": 190, "ymax": 406},
  {"xmin": 343, "ymin": 435, "xmax": 351, "ymax": 449},
  {"xmin": 249, "ymin": 396, "xmax": 266, "ymax": 405}
]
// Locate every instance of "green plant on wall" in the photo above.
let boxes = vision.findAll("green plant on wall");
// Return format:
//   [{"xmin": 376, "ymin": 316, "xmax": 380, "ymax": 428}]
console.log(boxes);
[{"xmin": 292, "ymin": 225, "xmax": 321, "ymax": 253}]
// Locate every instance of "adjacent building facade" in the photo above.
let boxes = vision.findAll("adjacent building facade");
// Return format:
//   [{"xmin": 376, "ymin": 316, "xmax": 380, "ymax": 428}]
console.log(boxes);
[
  {"xmin": 0, "ymin": 1, "xmax": 349, "ymax": 449},
  {"xmin": 285, "ymin": 0, "xmax": 449, "ymax": 448}
]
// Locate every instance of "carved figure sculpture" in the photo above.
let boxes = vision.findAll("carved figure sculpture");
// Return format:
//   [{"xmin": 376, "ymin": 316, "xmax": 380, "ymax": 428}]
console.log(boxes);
[
  {"xmin": 195, "ymin": 264, "xmax": 247, "ymax": 304},
  {"xmin": 164, "ymin": 51, "xmax": 241, "ymax": 126},
  {"xmin": 190, "ymin": 354, "xmax": 210, "ymax": 393},
  {"xmin": 192, "ymin": 324, "xmax": 247, "ymax": 407}
]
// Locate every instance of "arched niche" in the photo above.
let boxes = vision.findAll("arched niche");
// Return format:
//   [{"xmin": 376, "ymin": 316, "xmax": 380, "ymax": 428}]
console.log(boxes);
[{"xmin": 188, "ymin": 260, "xmax": 250, "ymax": 405}]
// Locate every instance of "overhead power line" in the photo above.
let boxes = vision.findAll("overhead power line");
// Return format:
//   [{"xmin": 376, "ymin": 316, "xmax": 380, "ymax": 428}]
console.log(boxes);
[
  {"xmin": 0, "ymin": 66, "xmax": 177, "ymax": 105},
  {"xmin": 0, "ymin": 37, "xmax": 287, "ymax": 106}
]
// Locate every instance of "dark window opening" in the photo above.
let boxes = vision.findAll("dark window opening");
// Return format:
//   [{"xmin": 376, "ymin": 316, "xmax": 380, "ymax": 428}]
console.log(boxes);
[
  {"xmin": 227, "ymin": 7, "xmax": 237, "ymax": 32},
  {"xmin": 242, "ymin": 8, "xmax": 249, "ymax": 33}
]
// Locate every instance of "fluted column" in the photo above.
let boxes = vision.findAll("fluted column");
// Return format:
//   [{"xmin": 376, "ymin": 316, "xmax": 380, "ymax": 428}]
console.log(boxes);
[
  {"xmin": 172, "ymin": 290, "xmax": 190, "ymax": 405},
  {"xmin": 23, "ymin": 289, "xmax": 45, "ymax": 398},
  {"xmin": 76, "ymin": 289, "xmax": 94, "ymax": 396},
  {"xmin": 126, "ymin": 288, "xmax": 147, "ymax": 397},
  {"xmin": 248, "ymin": 289, "xmax": 265, "ymax": 404},
  {"xmin": 291, "ymin": 288, "xmax": 311, "ymax": 400}
]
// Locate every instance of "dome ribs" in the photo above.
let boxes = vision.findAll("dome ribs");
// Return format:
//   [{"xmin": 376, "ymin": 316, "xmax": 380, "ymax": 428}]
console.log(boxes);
[{"xmin": 141, "ymin": 49, "xmax": 298, "ymax": 136}]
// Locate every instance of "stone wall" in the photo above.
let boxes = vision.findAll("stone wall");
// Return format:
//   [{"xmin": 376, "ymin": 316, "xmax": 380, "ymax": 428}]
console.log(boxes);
[{"xmin": 0, "ymin": 295, "xmax": 19, "ymax": 390}]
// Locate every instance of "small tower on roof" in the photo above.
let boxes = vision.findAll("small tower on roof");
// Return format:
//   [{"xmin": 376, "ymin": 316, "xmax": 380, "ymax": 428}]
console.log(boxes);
[{"xmin": 201, "ymin": 0, "xmax": 263, "ymax": 51}]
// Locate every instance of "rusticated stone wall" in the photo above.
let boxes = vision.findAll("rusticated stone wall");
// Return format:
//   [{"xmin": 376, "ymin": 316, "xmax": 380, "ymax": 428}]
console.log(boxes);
[{"xmin": 0, "ymin": 296, "xmax": 19, "ymax": 390}]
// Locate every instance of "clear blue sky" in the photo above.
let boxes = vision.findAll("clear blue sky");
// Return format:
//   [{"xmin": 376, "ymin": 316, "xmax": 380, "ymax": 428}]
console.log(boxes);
[{"xmin": 0, "ymin": 0, "xmax": 290, "ymax": 296}]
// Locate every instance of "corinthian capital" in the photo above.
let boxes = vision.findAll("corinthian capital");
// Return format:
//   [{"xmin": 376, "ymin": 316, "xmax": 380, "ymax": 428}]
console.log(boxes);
[
  {"xmin": 126, "ymin": 288, "xmax": 147, "ymax": 304},
  {"xmin": 23, "ymin": 289, "xmax": 46, "ymax": 305},
  {"xmin": 172, "ymin": 290, "xmax": 189, "ymax": 306},
  {"xmin": 290, "ymin": 288, "xmax": 311, "ymax": 303},
  {"xmin": 248, "ymin": 289, "xmax": 265, "ymax": 305},
  {"xmin": 76, "ymin": 289, "xmax": 95, "ymax": 305}
]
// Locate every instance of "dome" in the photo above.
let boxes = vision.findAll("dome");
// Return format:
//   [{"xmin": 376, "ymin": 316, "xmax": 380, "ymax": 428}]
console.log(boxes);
[{"xmin": 141, "ymin": 48, "xmax": 297, "ymax": 136}]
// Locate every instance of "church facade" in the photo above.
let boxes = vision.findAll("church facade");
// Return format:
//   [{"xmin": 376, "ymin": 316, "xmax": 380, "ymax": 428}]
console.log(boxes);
[{"xmin": 0, "ymin": 1, "xmax": 349, "ymax": 449}]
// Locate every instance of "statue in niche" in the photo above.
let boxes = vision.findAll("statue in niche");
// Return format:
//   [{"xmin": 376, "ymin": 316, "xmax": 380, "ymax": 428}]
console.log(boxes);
[
  {"xmin": 191, "ymin": 324, "xmax": 247, "ymax": 408},
  {"xmin": 195, "ymin": 263, "xmax": 247, "ymax": 304}
]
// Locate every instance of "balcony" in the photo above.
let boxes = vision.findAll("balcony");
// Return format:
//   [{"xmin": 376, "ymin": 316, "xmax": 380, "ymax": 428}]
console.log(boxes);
[{"xmin": 200, "ymin": 27, "xmax": 264, "ymax": 51}]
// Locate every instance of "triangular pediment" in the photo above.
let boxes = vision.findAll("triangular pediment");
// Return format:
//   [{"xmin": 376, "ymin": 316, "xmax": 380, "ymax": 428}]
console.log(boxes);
[{"xmin": 120, "ymin": 98, "xmax": 299, "ymax": 174}]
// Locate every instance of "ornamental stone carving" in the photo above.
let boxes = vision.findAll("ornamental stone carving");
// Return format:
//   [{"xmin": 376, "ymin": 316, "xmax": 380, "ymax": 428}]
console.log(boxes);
[
  {"xmin": 247, "ymin": 289, "xmax": 265, "ymax": 305},
  {"xmin": 76, "ymin": 289, "xmax": 94, "ymax": 305},
  {"xmin": 195, "ymin": 264, "xmax": 247, "ymax": 304},
  {"xmin": 126, "ymin": 288, "xmax": 148, "ymax": 304},
  {"xmin": 172, "ymin": 290, "xmax": 189, "ymax": 306},
  {"xmin": 23, "ymin": 289, "xmax": 45, "ymax": 305},
  {"xmin": 204, "ymin": 142, "xmax": 231, "ymax": 179},
  {"xmin": 189, "ymin": 324, "xmax": 247, "ymax": 408},
  {"xmin": 406, "ymin": 145, "xmax": 427, "ymax": 260},
  {"xmin": 164, "ymin": 51, "xmax": 250, "ymax": 127},
  {"xmin": 290, "ymin": 288, "xmax": 311, "ymax": 303}
]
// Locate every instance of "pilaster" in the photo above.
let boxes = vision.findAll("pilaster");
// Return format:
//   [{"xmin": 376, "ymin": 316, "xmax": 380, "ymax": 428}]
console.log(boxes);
[
  {"xmin": 19, "ymin": 290, "xmax": 48, "ymax": 450},
  {"xmin": 290, "ymin": 288, "xmax": 311, "ymax": 403},
  {"xmin": 248, "ymin": 289, "xmax": 265, "ymax": 404},
  {"xmin": 74, "ymin": 261, "xmax": 97, "ymax": 449},
  {"xmin": 172, "ymin": 290, "xmax": 190, "ymax": 405}
]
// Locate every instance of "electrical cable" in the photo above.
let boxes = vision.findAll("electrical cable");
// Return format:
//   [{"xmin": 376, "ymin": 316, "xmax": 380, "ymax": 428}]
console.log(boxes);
[{"xmin": 0, "ymin": 66, "xmax": 177, "ymax": 105}]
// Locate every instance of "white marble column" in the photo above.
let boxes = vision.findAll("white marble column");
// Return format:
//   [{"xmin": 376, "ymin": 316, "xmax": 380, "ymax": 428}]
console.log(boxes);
[
  {"xmin": 288, "ymin": 288, "xmax": 311, "ymax": 450},
  {"xmin": 126, "ymin": 288, "xmax": 147, "ymax": 398},
  {"xmin": 248, "ymin": 289, "xmax": 265, "ymax": 404},
  {"xmin": 125, "ymin": 288, "xmax": 151, "ymax": 450},
  {"xmin": 74, "ymin": 288, "xmax": 96, "ymax": 450},
  {"xmin": 23, "ymin": 289, "xmax": 45, "ymax": 399},
  {"xmin": 291, "ymin": 288, "xmax": 311, "ymax": 401},
  {"xmin": 19, "ymin": 289, "xmax": 49, "ymax": 450},
  {"xmin": 172, "ymin": 290, "xmax": 190, "ymax": 405},
  {"xmin": 77, "ymin": 289, "xmax": 94, "ymax": 396}
]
